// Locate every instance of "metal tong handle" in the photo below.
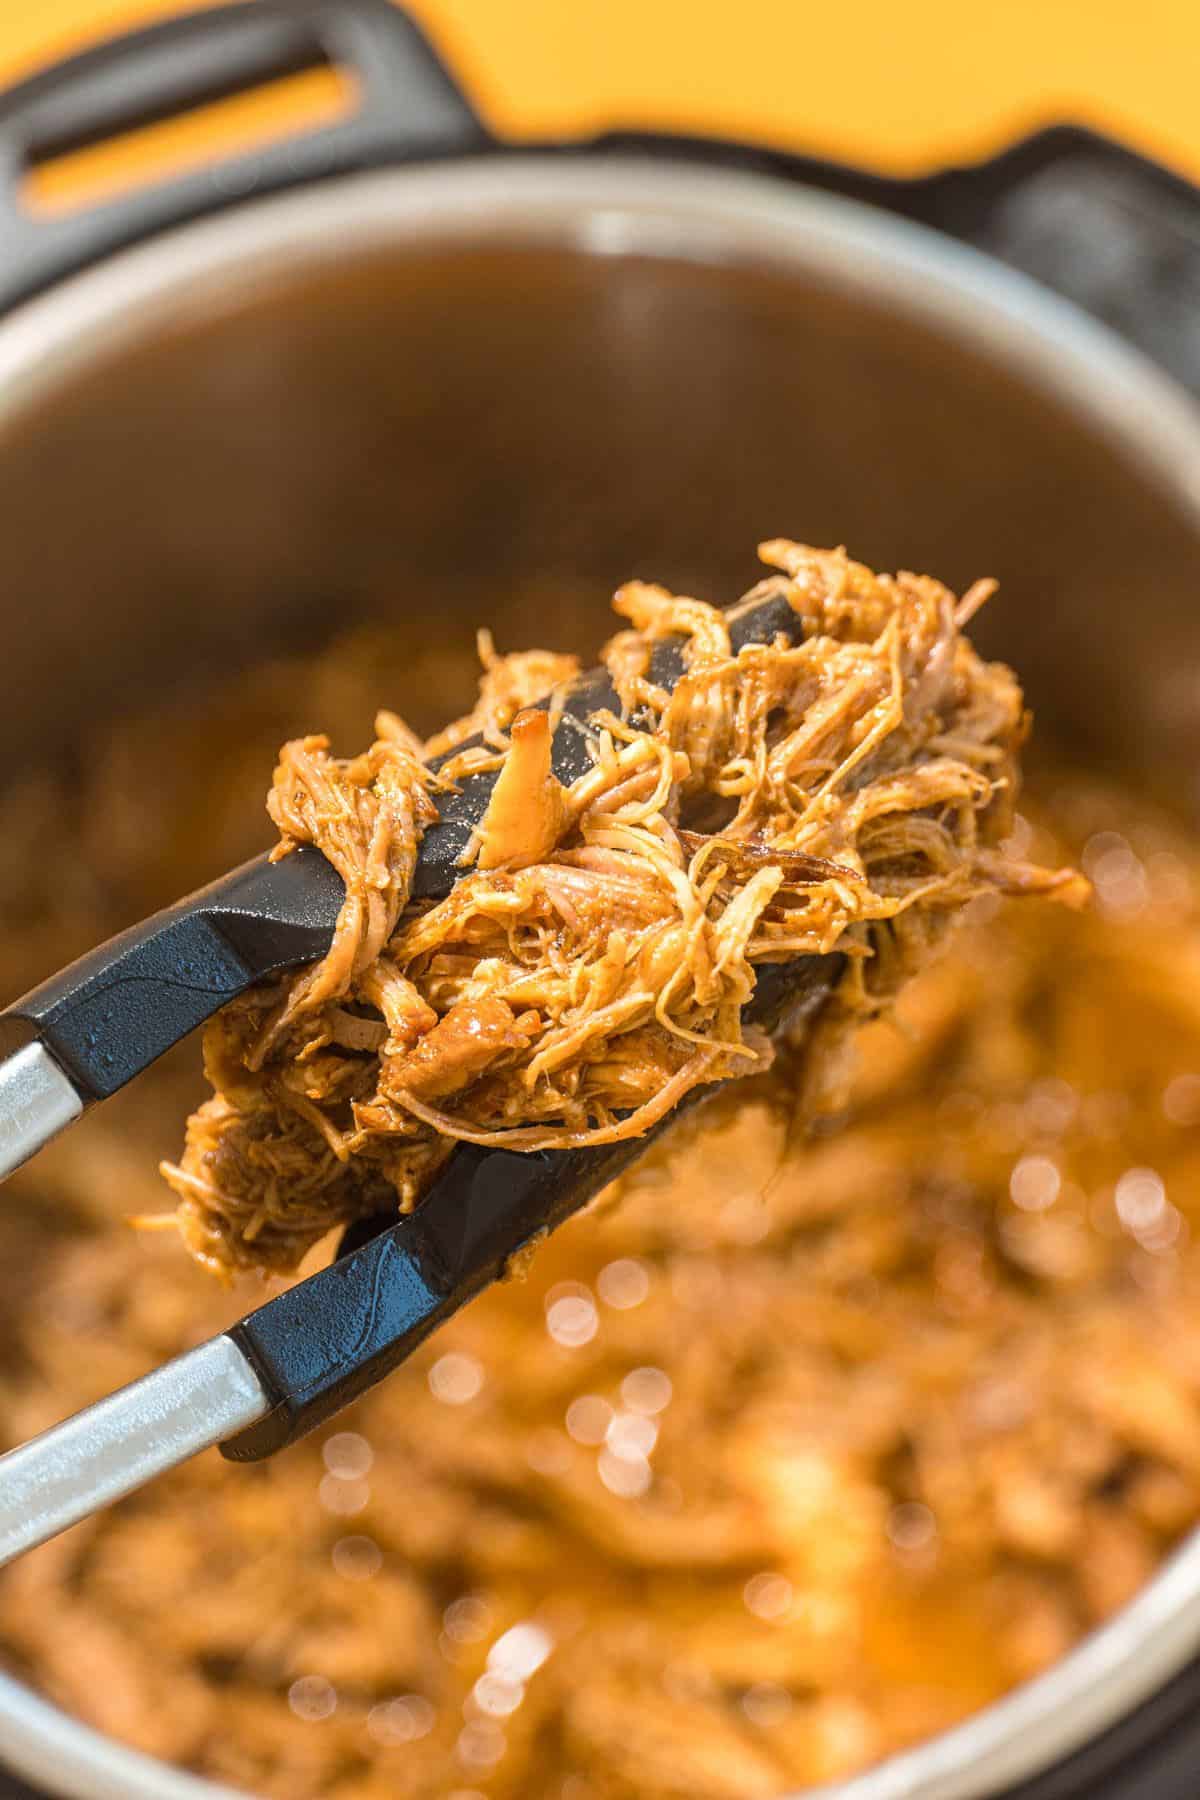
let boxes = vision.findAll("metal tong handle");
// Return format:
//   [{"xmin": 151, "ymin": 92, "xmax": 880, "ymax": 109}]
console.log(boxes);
[
  {"xmin": 0, "ymin": 1337, "xmax": 269, "ymax": 1569},
  {"xmin": 0, "ymin": 1127, "xmax": 648, "ymax": 1565}
]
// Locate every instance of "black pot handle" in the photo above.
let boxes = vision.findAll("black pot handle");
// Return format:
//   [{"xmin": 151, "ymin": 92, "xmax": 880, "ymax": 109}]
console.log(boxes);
[
  {"xmin": 0, "ymin": 0, "xmax": 488, "ymax": 315},
  {"xmin": 903, "ymin": 126, "xmax": 1200, "ymax": 404},
  {"xmin": 594, "ymin": 123, "xmax": 1200, "ymax": 402}
]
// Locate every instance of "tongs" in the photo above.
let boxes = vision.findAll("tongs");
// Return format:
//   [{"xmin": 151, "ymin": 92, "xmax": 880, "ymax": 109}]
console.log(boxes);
[{"xmin": 0, "ymin": 590, "xmax": 839, "ymax": 1567}]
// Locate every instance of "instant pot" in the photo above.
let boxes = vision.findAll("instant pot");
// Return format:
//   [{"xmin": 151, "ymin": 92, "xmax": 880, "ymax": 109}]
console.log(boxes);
[{"xmin": 2, "ymin": 1, "xmax": 1200, "ymax": 1796}]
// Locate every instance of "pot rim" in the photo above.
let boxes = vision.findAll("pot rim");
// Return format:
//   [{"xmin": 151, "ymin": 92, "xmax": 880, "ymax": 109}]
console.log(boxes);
[{"xmin": 2, "ymin": 153, "xmax": 1200, "ymax": 1800}]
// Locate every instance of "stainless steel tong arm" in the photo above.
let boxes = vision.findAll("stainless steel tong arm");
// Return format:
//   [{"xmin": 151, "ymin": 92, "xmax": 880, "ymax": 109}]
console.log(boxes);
[{"xmin": 0, "ymin": 1335, "xmax": 270, "ymax": 1569}]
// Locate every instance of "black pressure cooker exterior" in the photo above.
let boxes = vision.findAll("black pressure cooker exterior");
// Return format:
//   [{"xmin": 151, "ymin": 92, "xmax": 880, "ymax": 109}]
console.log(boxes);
[{"xmin": 2, "ymin": 2, "xmax": 1200, "ymax": 1797}]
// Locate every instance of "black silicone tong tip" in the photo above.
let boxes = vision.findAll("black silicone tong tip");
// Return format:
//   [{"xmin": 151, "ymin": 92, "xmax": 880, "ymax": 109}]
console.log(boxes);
[
  {"xmin": 223, "ymin": 947, "xmax": 839, "ymax": 1461},
  {"xmin": 0, "ymin": 846, "xmax": 345, "ymax": 1104}
]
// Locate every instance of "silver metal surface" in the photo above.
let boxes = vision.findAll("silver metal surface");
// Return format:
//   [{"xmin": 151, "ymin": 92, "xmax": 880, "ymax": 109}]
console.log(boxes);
[
  {"xmin": 3, "ymin": 158, "xmax": 1200, "ymax": 519},
  {"xmin": 812, "ymin": 1523, "xmax": 1200, "ymax": 1800},
  {"xmin": 0, "ymin": 1334, "xmax": 268, "ymax": 1570},
  {"xmin": 0, "ymin": 156, "xmax": 1197, "ymax": 1800},
  {"xmin": 0, "ymin": 1040, "xmax": 83, "ymax": 1182}
]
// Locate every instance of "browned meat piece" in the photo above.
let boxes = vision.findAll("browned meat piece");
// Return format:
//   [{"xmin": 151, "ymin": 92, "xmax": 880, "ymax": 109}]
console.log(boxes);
[
  {"xmin": 382, "ymin": 997, "xmax": 534, "ymax": 1102},
  {"xmin": 474, "ymin": 708, "xmax": 568, "ymax": 870}
]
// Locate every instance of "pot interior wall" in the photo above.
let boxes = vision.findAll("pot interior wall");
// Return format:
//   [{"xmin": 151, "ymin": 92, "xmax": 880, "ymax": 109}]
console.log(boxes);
[{"xmin": 3, "ymin": 235, "xmax": 1200, "ymax": 811}]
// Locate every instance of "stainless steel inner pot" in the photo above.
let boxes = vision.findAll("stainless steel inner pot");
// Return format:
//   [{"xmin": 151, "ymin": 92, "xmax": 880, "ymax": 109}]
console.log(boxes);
[{"xmin": 2, "ymin": 154, "xmax": 1200, "ymax": 1800}]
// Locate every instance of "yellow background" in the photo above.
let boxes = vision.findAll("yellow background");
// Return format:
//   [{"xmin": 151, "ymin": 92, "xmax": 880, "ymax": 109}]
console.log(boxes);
[{"xmin": 2, "ymin": 0, "xmax": 1199, "ymax": 204}]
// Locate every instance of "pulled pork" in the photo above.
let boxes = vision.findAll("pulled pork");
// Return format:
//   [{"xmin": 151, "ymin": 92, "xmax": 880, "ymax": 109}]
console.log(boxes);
[{"xmin": 161, "ymin": 543, "xmax": 1084, "ymax": 1275}]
